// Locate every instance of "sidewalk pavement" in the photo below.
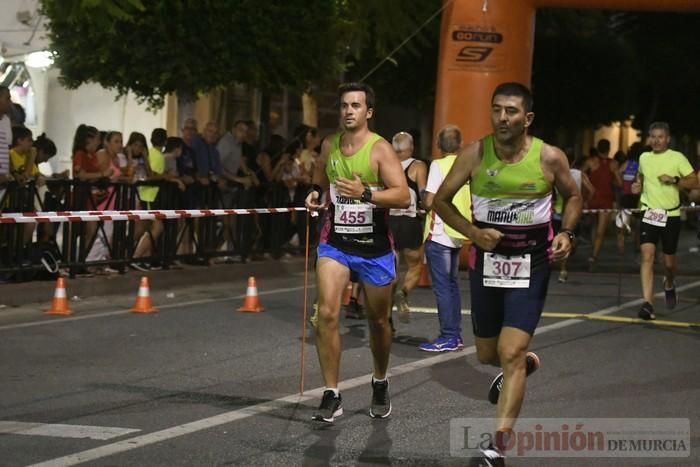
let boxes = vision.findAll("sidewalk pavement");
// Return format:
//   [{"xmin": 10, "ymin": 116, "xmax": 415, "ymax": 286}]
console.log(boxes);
[{"xmin": 0, "ymin": 257, "xmax": 308, "ymax": 308}]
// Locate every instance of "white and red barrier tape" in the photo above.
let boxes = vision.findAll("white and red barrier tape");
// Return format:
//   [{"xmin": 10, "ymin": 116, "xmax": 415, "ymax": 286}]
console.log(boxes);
[
  {"xmin": 0, "ymin": 208, "xmax": 309, "ymax": 224},
  {"xmin": 0, "ymin": 205, "xmax": 698, "ymax": 223}
]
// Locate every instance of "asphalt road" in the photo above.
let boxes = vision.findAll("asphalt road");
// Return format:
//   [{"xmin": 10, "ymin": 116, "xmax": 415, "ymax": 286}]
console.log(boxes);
[{"xmin": 1, "ymin": 230, "xmax": 700, "ymax": 467}]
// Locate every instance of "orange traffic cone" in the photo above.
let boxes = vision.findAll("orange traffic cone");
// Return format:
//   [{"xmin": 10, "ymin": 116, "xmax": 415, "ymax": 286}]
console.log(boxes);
[
  {"xmin": 46, "ymin": 277, "xmax": 73, "ymax": 315},
  {"xmin": 129, "ymin": 276, "xmax": 158, "ymax": 313},
  {"xmin": 238, "ymin": 276, "xmax": 264, "ymax": 312},
  {"xmin": 418, "ymin": 261, "xmax": 431, "ymax": 288},
  {"xmin": 341, "ymin": 283, "xmax": 353, "ymax": 306}
]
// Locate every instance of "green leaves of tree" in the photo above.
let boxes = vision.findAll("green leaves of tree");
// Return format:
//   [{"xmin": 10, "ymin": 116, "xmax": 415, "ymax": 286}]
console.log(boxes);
[{"xmin": 41, "ymin": 0, "xmax": 341, "ymax": 109}]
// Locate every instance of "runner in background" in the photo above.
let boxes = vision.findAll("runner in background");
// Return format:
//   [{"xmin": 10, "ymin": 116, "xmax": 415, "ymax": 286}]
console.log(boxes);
[
  {"xmin": 631, "ymin": 122, "xmax": 698, "ymax": 320},
  {"xmin": 388, "ymin": 131, "xmax": 427, "ymax": 324}
]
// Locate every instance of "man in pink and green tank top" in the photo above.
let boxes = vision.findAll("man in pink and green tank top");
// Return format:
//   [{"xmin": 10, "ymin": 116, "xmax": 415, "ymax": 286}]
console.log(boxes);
[
  {"xmin": 304, "ymin": 82, "xmax": 410, "ymax": 423},
  {"xmin": 433, "ymin": 82, "xmax": 582, "ymax": 465}
]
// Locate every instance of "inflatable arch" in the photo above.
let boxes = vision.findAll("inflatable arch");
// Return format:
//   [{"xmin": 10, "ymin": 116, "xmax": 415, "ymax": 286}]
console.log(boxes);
[{"xmin": 433, "ymin": 0, "xmax": 700, "ymax": 151}]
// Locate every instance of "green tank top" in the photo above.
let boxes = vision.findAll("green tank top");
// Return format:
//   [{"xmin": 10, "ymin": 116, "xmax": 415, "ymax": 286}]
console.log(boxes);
[
  {"xmin": 470, "ymin": 135, "xmax": 553, "ymax": 268},
  {"xmin": 322, "ymin": 132, "xmax": 392, "ymax": 257}
]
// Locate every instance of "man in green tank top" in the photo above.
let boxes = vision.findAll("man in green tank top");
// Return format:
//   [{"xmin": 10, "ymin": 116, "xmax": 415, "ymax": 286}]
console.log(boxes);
[
  {"xmin": 631, "ymin": 122, "xmax": 698, "ymax": 320},
  {"xmin": 304, "ymin": 82, "xmax": 410, "ymax": 423},
  {"xmin": 433, "ymin": 82, "xmax": 582, "ymax": 465}
]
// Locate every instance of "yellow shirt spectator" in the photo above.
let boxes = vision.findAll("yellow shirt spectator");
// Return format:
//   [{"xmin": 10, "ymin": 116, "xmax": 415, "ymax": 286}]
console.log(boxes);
[
  {"xmin": 138, "ymin": 146, "xmax": 165, "ymax": 203},
  {"xmin": 10, "ymin": 148, "xmax": 38, "ymax": 177}
]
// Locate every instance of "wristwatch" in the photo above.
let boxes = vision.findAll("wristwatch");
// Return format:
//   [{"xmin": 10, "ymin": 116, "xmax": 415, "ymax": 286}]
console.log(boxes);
[
  {"xmin": 360, "ymin": 186, "xmax": 373, "ymax": 203},
  {"xmin": 560, "ymin": 229, "xmax": 575, "ymax": 242},
  {"xmin": 673, "ymin": 176, "xmax": 680, "ymax": 185}
]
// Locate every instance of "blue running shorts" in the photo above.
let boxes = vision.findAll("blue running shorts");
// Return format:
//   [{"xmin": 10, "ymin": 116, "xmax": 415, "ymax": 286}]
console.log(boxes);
[{"xmin": 317, "ymin": 243, "xmax": 396, "ymax": 287}]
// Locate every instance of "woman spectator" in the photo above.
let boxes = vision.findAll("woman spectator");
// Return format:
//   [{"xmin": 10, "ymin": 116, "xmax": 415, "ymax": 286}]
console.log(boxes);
[
  {"xmin": 72, "ymin": 124, "xmax": 107, "ymax": 185},
  {"xmin": 71, "ymin": 125, "xmax": 111, "ymax": 271},
  {"xmin": 124, "ymin": 131, "xmax": 150, "ymax": 249},
  {"xmin": 293, "ymin": 124, "xmax": 321, "ymax": 181},
  {"xmin": 86, "ymin": 131, "xmax": 128, "ymax": 274},
  {"xmin": 97, "ymin": 132, "xmax": 132, "ymax": 201}
]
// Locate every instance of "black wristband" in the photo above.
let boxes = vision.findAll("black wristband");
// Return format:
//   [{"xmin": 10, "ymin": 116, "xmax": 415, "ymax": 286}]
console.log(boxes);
[
  {"xmin": 560, "ymin": 229, "xmax": 575, "ymax": 241},
  {"xmin": 307, "ymin": 184, "xmax": 323, "ymax": 199},
  {"xmin": 673, "ymin": 176, "xmax": 680, "ymax": 185},
  {"xmin": 360, "ymin": 186, "xmax": 373, "ymax": 203}
]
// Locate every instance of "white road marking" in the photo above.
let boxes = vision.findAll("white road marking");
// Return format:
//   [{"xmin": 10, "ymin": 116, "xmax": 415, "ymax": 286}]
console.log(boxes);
[
  {"xmin": 0, "ymin": 421, "xmax": 139, "ymax": 440},
  {"xmin": 409, "ymin": 306, "xmax": 466, "ymax": 314},
  {"xmin": 28, "ymin": 280, "xmax": 700, "ymax": 467},
  {"xmin": 0, "ymin": 285, "xmax": 313, "ymax": 332}
]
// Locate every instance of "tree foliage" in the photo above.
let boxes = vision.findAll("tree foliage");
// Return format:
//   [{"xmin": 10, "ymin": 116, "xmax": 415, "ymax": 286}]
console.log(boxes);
[
  {"xmin": 42, "ymin": 0, "xmax": 341, "ymax": 108},
  {"xmin": 43, "ymin": 2, "xmax": 700, "ymax": 138},
  {"xmin": 41, "ymin": 0, "xmax": 441, "ymax": 110},
  {"xmin": 342, "ymin": 0, "xmax": 442, "ymax": 109}
]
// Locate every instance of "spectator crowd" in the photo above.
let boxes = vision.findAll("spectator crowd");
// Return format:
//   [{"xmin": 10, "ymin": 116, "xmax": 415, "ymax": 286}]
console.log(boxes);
[{"xmin": 0, "ymin": 84, "xmax": 325, "ymax": 278}]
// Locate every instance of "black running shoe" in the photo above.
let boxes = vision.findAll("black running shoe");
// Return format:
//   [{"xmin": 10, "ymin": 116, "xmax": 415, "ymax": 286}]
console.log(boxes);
[
  {"xmin": 488, "ymin": 352, "xmax": 540, "ymax": 405},
  {"xmin": 369, "ymin": 379, "xmax": 392, "ymax": 418},
  {"xmin": 312, "ymin": 390, "xmax": 343, "ymax": 423},
  {"xmin": 479, "ymin": 443, "xmax": 505, "ymax": 466},
  {"xmin": 638, "ymin": 302, "xmax": 656, "ymax": 321}
]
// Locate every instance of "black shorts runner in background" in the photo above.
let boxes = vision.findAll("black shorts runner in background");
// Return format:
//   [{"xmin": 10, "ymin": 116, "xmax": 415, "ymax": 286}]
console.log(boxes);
[{"xmin": 639, "ymin": 215, "xmax": 681, "ymax": 255}]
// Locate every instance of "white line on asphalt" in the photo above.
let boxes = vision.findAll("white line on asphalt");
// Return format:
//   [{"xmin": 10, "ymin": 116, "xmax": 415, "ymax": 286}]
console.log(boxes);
[
  {"xmin": 409, "ymin": 306, "xmax": 463, "ymax": 314},
  {"xmin": 0, "ymin": 421, "xmax": 140, "ymax": 440},
  {"xmin": 28, "ymin": 280, "xmax": 700, "ymax": 467},
  {"xmin": 0, "ymin": 285, "xmax": 314, "ymax": 332}
]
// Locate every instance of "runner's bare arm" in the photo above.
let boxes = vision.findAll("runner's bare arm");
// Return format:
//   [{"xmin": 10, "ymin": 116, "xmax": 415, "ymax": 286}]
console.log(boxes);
[
  {"xmin": 335, "ymin": 139, "xmax": 410, "ymax": 208},
  {"xmin": 659, "ymin": 171, "xmax": 699, "ymax": 190},
  {"xmin": 411, "ymin": 160, "xmax": 428, "ymax": 209},
  {"xmin": 433, "ymin": 143, "xmax": 503, "ymax": 250}
]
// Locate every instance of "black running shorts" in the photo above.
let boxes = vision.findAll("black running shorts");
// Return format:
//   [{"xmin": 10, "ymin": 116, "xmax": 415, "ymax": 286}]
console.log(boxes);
[
  {"xmin": 388, "ymin": 215, "xmax": 424, "ymax": 250},
  {"xmin": 469, "ymin": 261, "xmax": 551, "ymax": 338},
  {"xmin": 639, "ymin": 214, "xmax": 681, "ymax": 255}
]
